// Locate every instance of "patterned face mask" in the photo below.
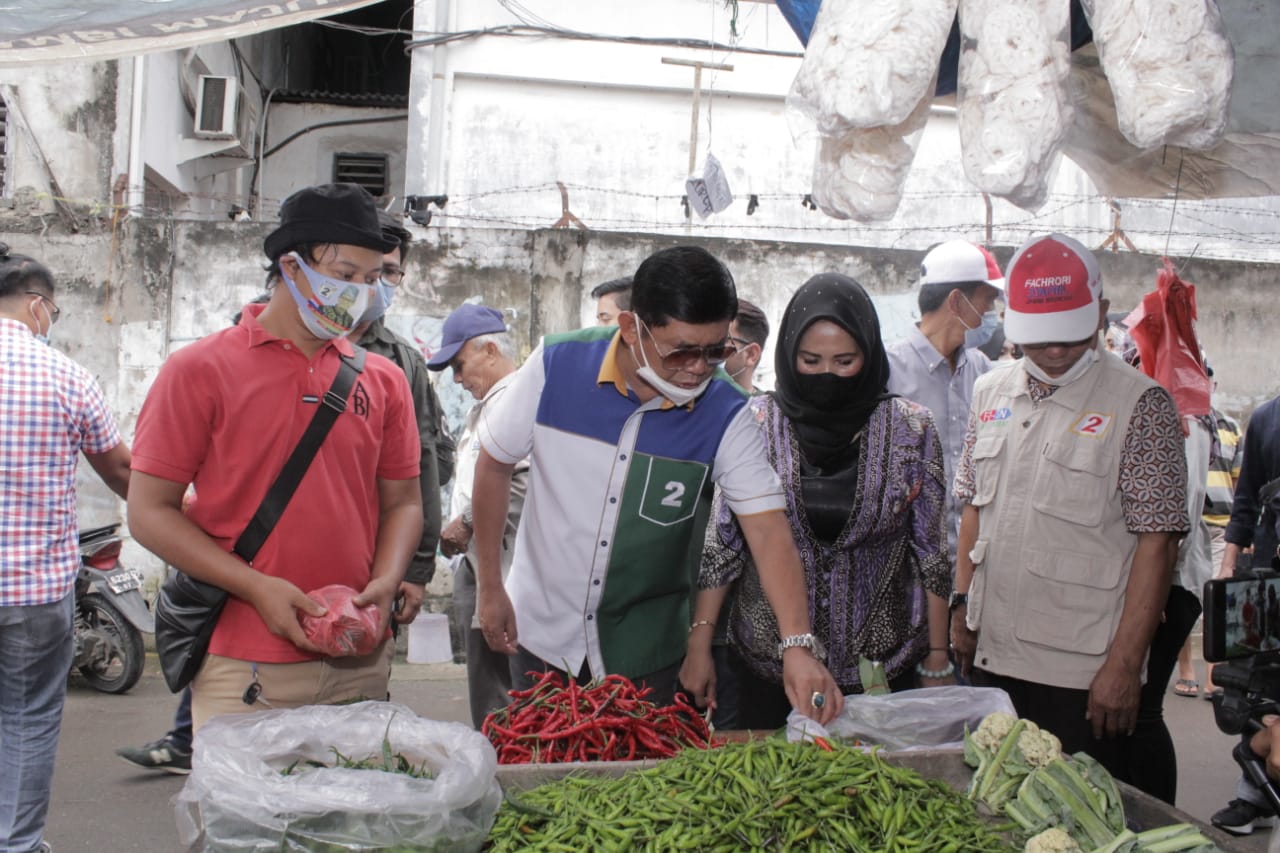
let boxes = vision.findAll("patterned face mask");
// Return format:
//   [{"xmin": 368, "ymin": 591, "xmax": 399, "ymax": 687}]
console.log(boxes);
[{"xmin": 280, "ymin": 252, "xmax": 374, "ymax": 340}]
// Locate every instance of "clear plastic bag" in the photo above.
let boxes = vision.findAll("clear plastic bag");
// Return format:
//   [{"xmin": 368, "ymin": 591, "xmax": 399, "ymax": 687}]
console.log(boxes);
[
  {"xmin": 785, "ymin": 686, "xmax": 1017, "ymax": 751},
  {"xmin": 957, "ymin": 0, "xmax": 1073, "ymax": 209},
  {"xmin": 176, "ymin": 702, "xmax": 502, "ymax": 852},
  {"xmin": 810, "ymin": 79, "xmax": 934, "ymax": 222},
  {"xmin": 788, "ymin": 0, "xmax": 956, "ymax": 132},
  {"xmin": 1081, "ymin": 0, "xmax": 1232, "ymax": 151}
]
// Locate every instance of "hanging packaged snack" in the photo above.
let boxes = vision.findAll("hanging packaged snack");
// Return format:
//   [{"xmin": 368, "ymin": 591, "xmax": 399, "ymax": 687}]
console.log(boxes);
[
  {"xmin": 788, "ymin": 0, "xmax": 956, "ymax": 133},
  {"xmin": 957, "ymin": 0, "xmax": 1073, "ymax": 209},
  {"xmin": 810, "ymin": 79, "xmax": 934, "ymax": 221},
  {"xmin": 1081, "ymin": 0, "xmax": 1233, "ymax": 151}
]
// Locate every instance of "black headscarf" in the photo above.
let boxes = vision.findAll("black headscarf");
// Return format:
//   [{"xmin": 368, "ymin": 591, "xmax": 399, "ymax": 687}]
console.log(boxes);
[{"xmin": 773, "ymin": 273, "xmax": 893, "ymax": 466}]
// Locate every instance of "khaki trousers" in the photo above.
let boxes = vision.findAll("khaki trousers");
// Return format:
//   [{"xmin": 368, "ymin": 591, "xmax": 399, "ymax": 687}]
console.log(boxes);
[{"xmin": 190, "ymin": 640, "xmax": 394, "ymax": 734}]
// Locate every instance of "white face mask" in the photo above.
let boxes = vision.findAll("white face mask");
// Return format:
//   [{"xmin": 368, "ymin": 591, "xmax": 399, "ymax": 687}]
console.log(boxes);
[
  {"xmin": 959, "ymin": 294, "xmax": 999, "ymax": 349},
  {"xmin": 280, "ymin": 252, "xmax": 375, "ymax": 340},
  {"xmin": 1022, "ymin": 345, "xmax": 1099, "ymax": 388},
  {"xmin": 631, "ymin": 322, "xmax": 714, "ymax": 406}
]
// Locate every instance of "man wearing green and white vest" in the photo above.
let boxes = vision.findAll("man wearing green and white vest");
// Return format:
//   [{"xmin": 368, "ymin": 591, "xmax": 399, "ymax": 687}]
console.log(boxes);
[{"xmin": 469, "ymin": 245, "xmax": 841, "ymax": 722}]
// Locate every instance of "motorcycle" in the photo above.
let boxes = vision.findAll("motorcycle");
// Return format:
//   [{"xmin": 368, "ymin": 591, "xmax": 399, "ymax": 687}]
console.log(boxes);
[{"xmin": 73, "ymin": 523, "xmax": 153, "ymax": 694}]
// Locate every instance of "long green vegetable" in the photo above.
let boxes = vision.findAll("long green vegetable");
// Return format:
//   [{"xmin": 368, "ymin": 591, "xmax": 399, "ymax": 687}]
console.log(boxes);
[{"xmin": 488, "ymin": 739, "xmax": 1017, "ymax": 852}]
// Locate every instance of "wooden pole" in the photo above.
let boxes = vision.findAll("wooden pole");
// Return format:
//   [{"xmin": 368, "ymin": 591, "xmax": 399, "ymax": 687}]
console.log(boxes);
[{"xmin": 661, "ymin": 57, "xmax": 734, "ymax": 222}]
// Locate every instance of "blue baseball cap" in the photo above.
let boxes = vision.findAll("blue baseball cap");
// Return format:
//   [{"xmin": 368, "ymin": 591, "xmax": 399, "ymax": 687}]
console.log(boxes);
[{"xmin": 427, "ymin": 304, "xmax": 507, "ymax": 370}]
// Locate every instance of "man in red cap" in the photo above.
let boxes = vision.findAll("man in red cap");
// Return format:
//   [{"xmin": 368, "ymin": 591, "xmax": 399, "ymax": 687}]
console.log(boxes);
[
  {"xmin": 949, "ymin": 233, "xmax": 1188, "ymax": 798},
  {"xmin": 128, "ymin": 183, "xmax": 423, "ymax": 733}
]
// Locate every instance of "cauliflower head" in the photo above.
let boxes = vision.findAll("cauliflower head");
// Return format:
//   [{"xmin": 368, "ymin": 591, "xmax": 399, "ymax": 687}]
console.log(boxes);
[
  {"xmin": 1023, "ymin": 827, "xmax": 1082, "ymax": 853},
  {"xmin": 1016, "ymin": 721, "xmax": 1062, "ymax": 768},
  {"xmin": 971, "ymin": 712, "xmax": 1017, "ymax": 752}
]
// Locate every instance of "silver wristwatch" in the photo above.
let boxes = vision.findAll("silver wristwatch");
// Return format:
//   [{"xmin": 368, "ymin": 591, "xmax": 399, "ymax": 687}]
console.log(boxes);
[{"xmin": 777, "ymin": 632, "xmax": 827, "ymax": 662}]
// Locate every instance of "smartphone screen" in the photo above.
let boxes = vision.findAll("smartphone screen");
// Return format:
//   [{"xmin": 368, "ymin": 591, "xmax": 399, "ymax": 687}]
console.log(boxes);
[{"xmin": 1203, "ymin": 575, "xmax": 1280, "ymax": 662}]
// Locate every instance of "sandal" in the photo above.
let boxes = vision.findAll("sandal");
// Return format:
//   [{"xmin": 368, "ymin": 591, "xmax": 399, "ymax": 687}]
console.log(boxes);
[
  {"xmin": 1173, "ymin": 678, "xmax": 1200, "ymax": 697},
  {"xmin": 1205, "ymin": 687, "xmax": 1224, "ymax": 702}
]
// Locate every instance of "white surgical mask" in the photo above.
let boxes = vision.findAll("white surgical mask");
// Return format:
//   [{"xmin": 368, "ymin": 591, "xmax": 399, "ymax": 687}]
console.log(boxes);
[
  {"xmin": 959, "ymin": 294, "xmax": 998, "ymax": 349},
  {"xmin": 1022, "ymin": 346, "xmax": 1099, "ymax": 388},
  {"xmin": 631, "ymin": 337, "xmax": 713, "ymax": 407},
  {"xmin": 281, "ymin": 252, "xmax": 374, "ymax": 340}
]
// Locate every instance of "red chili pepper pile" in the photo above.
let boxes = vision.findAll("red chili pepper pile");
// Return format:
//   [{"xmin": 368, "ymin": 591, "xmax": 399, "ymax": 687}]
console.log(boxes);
[{"xmin": 481, "ymin": 671, "xmax": 717, "ymax": 764}]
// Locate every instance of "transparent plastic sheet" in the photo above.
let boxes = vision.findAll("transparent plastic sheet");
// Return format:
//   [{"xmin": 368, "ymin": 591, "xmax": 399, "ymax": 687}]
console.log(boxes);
[
  {"xmin": 175, "ymin": 702, "xmax": 502, "ymax": 852},
  {"xmin": 787, "ymin": 0, "xmax": 957, "ymax": 133},
  {"xmin": 1062, "ymin": 46, "xmax": 1280, "ymax": 199},
  {"xmin": 299, "ymin": 584, "xmax": 383, "ymax": 657},
  {"xmin": 809, "ymin": 78, "xmax": 934, "ymax": 222},
  {"xmin": 957, "ymin": 0, "xmax": 1073, "ymax": 210},
  {"xmin": 784, "ymin": 686, "xmax": 1017, "ymax": 752},
  {"xmin": 1080, "ymin": 0, "xmax": 1232, "ymax": 151}
]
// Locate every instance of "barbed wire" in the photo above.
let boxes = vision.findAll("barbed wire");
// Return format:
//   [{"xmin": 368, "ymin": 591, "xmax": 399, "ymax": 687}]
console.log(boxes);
[{"xmin": 12, "ymin": 184, "xmax": 1280, "ymax": 263}]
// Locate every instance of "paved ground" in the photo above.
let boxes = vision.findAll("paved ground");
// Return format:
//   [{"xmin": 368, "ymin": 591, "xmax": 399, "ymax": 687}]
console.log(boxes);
[{"xmin": 41, "ymin": 634, "xmax": 1270, "ymax": 852}]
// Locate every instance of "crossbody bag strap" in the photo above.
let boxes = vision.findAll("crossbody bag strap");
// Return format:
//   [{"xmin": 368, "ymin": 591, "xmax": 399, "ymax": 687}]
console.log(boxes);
[{"xmin": 233, "ymin": 346, "xmax": 367, "ymax": 563}]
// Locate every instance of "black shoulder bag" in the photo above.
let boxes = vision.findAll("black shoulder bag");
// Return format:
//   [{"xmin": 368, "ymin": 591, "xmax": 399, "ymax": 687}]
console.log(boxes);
[{"xmin": 152, "ymin": 347, "xmax": 367, "ymax": 693}]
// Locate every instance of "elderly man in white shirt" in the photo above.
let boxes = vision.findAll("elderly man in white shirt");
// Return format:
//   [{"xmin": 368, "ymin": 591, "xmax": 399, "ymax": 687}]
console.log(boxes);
[
  {"xmin": 430, "ymin": 304, "xmax": 528, "ymax": 728},
  {"xmin": 886, "ymin": 240, "xmax": 1004, "ymax": 563}
]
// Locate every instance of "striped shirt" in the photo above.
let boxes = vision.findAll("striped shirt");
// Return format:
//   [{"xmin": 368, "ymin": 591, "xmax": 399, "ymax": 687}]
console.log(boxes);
[
  {"xmin": 0, "ymin": 318, "xmax": 121, "ymax": 606},
  {"xmin": 1204, "ymin": 409, "xmax": 1242, "ymax": 527}
]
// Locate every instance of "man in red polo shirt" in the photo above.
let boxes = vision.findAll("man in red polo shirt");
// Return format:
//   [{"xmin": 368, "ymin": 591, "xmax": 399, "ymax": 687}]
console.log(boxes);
[{"xmin": 127, "ymin": 183, "xmax": 423, "ymax": 732}]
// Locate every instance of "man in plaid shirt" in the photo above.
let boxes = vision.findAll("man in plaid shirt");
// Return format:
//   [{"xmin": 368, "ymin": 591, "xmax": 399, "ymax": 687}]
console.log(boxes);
[{"xmin": 0, "ymin": 246, "xmax": 131, "ymax": 853}]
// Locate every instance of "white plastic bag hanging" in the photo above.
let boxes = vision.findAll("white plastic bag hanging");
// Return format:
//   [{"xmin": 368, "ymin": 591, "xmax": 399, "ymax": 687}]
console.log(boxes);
[
  {"xmin": 685, "ymin": 153, "xmax": 734, "ymax": 219},
  {"xmin": 175, "ymin": 702, "xmax": 502, "ymax": 852},
  {"xmin": 788, "ymin": 0, "xmax": 957, "ymax": 132},
  {"xmin": 1081, "ymin": 0, "xmax": 1232, "ymax": 151},
  {"xmin": 957, "ymin": 0, "xmax": 1073, "ymax": 209}
]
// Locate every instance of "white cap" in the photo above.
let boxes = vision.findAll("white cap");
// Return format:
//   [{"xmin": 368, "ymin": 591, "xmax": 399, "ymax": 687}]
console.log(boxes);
[
  {"xmin": 1003, "ymin": 233, "xmax": 1103, "ymax": 345},
  {"xmin": 919, "ymin": 241, "xmax": 1005, "ymax": 291}
]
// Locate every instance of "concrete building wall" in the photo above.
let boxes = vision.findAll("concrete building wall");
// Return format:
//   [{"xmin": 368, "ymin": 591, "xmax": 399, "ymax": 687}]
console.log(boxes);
[
  {"xmin": 257, "ymin": 102, "xmax": 408, "ymax": 204},
  {"xmin": 0, "ymin": 60, "xmax": 121, "ymax": 223},
  {"xmin": 11, "ymin": 225, "xmax": 1279, "ymax": 594}
]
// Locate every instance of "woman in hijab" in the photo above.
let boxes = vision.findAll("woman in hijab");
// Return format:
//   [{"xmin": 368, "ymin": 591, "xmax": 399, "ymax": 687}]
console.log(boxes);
[{"xmin": 682, "ymin": 274, "xmax": 953, "ymax": 729}]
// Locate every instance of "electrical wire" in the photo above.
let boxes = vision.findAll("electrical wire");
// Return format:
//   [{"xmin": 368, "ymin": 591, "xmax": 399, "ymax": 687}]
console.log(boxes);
[{"xmin": 403, "ymin": 24, "xmax": 805, "ymax": 60}]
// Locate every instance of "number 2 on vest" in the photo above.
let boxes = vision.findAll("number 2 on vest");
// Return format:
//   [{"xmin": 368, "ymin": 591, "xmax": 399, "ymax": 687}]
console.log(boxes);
[
  {"xmin": 661, "ymin": 481, "xmax": 686, "ymax": 508},
  {"xmin": 1071, "ymin": 412, "xmax": 1113, "ymax": 438}
]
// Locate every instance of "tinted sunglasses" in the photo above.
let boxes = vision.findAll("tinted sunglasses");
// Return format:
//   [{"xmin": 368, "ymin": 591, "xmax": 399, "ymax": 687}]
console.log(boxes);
[{"xmin": 638, "ymin": 319, "xmax": 736, "ymax": 370}]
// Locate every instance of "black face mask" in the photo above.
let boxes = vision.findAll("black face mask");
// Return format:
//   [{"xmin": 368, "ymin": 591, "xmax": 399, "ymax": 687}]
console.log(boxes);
[{"xmin": 794, "ymin": 372, "xmax": 861, "ymax": 412}]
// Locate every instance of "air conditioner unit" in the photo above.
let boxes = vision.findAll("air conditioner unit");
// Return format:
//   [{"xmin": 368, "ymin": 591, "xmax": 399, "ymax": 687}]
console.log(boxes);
[
  {"xmin": 194, "ymin": 75, "xmax": 238, "ymax": 139},
  {"xmin": 178, "ymin": 74, "xmax": 258, "ymax": 172}
]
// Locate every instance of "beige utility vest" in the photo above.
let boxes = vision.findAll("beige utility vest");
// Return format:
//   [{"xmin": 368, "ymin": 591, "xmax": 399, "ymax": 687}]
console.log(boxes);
[{"xmin": 966, "ymin": 350, "xmax": 1156, "ymax": 689}]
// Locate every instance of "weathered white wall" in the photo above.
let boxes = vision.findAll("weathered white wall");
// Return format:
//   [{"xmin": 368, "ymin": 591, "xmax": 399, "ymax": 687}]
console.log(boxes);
[
  {"xmin": 0, "ymin": 60, "xmax": 119, "ymax": 215},
  {"xmin": 406, "ymin": 0, "xmax": 1280, "ymax": 264},
  {"xmin": 11, "ymin": 220, "xmax": 1280, "ymax": 591},
  {"xmin": 258, "ymin": 102, "xmax": 408, "ymax": 204}
]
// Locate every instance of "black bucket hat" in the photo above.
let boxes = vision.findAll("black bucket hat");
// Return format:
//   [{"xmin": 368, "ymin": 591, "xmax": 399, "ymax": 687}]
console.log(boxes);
[{"xmin": 263, "ymin": 183, "xmax": 398, "ymax": 260}]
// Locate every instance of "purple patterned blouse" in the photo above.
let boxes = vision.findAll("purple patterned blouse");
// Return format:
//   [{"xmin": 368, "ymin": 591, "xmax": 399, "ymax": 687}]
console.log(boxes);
[{"xmin": 700, "ymin": 394, "xmax": 950, "ymax": 691}]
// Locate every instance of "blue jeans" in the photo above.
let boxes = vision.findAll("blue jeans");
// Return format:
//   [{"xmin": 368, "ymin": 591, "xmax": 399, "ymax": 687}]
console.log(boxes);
[
  {"xmin": 169, "ymin": 688, "xmax": 193, "ymax": 752},
  {"xmin": 0, "ymin": 594, "xmax": 74, "ymax": 853}
]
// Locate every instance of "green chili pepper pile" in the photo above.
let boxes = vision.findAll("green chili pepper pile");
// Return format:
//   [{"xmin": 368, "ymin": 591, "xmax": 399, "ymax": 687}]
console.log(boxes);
[
  {"xmin": 482, "ymin": 671, "xmax": 715, "ymax": 764},
  {"xmin": 488, "ymin": 739, "xmax": 1017, "ymax": 852}
]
